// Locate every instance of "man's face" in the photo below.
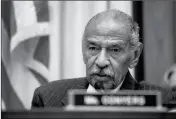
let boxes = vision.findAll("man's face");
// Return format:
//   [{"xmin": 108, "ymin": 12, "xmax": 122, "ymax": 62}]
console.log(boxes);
[{"xmin": 82, "ymin": 19, "xmax": 136, "ymax": 90}]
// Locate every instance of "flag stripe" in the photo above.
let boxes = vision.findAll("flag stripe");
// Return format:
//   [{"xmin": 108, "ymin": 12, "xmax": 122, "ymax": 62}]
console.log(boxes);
[
  {"xmin": 1, "ymin": 1, "xmax": 12, "ymax": 38},
  {"xmin": 10, "ymin": 22, "xmax": 49, "ymax": 52},
  {"xmin": 1, "ymin": 61, "xmax": 25, "ymax": 110},
  {"xmin": 13, "ymin": 1, "xmax": 37, "ymax": 30},
  {"xmin": 34, "ymin": 1, "xmax": 49, "ymax": 22},
  {"xmin": 1, "ymin": 19, "xmax": 11, "ymax": 69},
  {"xmin": 10, "ymin": 1, "xmax": 17, "ymax": 37},
  {"xmin": 28, "ymin": 68, "xmax": 48, "ymax": 85},
  {"xmin": 33, "ymin": 36, "xmax": 49, "ymax": 68},
  {"xmin": 26, "ymin": 59, "xmax": 49, "ymax": 82}
]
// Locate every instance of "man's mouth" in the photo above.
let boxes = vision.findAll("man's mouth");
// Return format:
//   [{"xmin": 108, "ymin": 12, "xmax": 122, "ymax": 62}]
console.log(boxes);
[
  {"xmin": 92, "ymin": 74, "xmax": 112, "ymax": 81},
  {"xmin": 97, "ymin": 74, "xmax": 108, "ymax": 77}
]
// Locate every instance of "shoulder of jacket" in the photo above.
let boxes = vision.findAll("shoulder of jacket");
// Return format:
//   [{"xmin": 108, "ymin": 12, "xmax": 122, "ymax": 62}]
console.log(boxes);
[{"xmin": 34, "ymin": 77, "xmax": 87, "ymax": 94}]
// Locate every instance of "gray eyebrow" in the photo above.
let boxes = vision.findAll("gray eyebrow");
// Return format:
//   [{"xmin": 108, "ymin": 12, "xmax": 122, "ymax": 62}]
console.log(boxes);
[
  {"xmin": 107, "ymin": 41, "xmax": 127, "ymax": 48},
  {"xmin": 87, "ymin": 37, "xmax": 127, "ymax": 48}
]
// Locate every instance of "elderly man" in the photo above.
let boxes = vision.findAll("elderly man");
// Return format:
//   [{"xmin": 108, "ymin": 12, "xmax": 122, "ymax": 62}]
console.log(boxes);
[{"xmin": 32, "ymin": 9, "xmax": 175, "ymax": 108}]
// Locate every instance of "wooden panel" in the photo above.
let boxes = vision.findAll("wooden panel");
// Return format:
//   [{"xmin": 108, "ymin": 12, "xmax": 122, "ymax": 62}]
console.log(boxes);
[{"xmin": 143, "ymin": 1, "xmax": 175, "ymax": 86}]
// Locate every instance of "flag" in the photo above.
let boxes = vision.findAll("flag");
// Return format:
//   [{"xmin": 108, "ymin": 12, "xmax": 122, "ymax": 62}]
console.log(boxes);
[{"xmin": 1, "ymin": 1, "xmax": 50, "ymax": 110}]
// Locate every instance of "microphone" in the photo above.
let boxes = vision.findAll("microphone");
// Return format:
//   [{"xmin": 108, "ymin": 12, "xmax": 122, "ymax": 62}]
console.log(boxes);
[{"xmin": 94, "ymin": 82, "xmax": 103, "ymax": 90}]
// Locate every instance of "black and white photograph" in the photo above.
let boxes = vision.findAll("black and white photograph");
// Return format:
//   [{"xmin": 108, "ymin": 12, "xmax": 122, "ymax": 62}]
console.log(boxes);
[{"xmin": 1, "ymin": 0, "xmax": 176, "ymax": 118}]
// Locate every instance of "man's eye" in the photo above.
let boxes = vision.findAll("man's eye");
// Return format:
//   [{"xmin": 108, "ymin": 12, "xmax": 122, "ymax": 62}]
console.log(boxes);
[
  {"xmin": 89, "ymin": 46, "xmax": 97, "ymax": 50},
  {"xmin": 111, "ymin": 48, "xmax": 120, "ymax": 52}
]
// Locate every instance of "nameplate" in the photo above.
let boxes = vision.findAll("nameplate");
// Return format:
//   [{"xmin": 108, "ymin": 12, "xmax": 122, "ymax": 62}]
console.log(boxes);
[{"xmin": 66, "ymin": 90, "xmax": 166, "ymax": 112}]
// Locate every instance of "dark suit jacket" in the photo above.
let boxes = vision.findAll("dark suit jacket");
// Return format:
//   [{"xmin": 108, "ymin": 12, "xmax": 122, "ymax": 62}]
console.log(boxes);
[{"xmin": 32, "ymin": 72, "xmax": 176, "ymax": 109}]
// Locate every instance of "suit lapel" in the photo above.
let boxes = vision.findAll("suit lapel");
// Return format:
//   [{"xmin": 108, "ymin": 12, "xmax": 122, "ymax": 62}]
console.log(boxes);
[
  {"xmin": 120, "ymin": 71, "xmax": 139, "ymax": 90},
  {"xmin": 61, "ymin": 78, "xmax": 88, "ymax": 106}
]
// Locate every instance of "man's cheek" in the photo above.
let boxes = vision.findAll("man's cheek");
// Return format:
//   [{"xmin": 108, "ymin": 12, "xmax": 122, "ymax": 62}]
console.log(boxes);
[
  {"xmin": 110, "ymin": 59, "xmax": 123, "ymax": 80},
  {"xmin": 112, "ymin": 55, "xmax": 131, "ymax": 70},
  {"xmin": 86, "ymin": 54, "xmax": 97, "ymax": 69},
  {"xmin": 83, "ymin": 51, "xmax": 92, "ymax": 62},
  {"xmin": 110, "ymin": 58, "xmax": 121, "ymax": 73}
]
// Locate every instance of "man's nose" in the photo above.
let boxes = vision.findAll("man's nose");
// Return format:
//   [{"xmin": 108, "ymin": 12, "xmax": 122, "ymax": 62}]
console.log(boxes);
[{"xmin": 95, "ymin": 48, "xmax": 110, "ymax": 68}]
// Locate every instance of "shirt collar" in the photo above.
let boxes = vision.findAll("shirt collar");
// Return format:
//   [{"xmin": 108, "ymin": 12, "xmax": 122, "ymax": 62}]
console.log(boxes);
[{"xmin": 87, "ymin": 79, "xmax": 124, "ymax": 93}]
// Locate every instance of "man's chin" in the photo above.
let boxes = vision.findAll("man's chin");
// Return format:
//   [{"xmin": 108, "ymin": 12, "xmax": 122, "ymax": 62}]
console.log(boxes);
[{"xmin": 92, "ymin": 81, "xmax": 115, "ymax": 90}]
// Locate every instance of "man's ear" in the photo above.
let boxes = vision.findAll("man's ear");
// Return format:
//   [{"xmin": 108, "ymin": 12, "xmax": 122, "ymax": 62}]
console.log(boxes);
[
  {"xmin": 83, "ymin": 53, "xmax": 86, "ymax": 64},
  {"xmin": 129, "ymin": 42, "xmax": 143, "ymax": 68}
]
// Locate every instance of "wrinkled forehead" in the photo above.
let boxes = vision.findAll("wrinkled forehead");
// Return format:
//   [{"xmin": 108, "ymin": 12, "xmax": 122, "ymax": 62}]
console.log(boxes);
[
  {"xmin": 86, "ymin": 35, "xmax": 128, "ymax": 48},
  {"xmin": 84, "ymin": 17, "xmax": 132, "ymax": 43}
]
